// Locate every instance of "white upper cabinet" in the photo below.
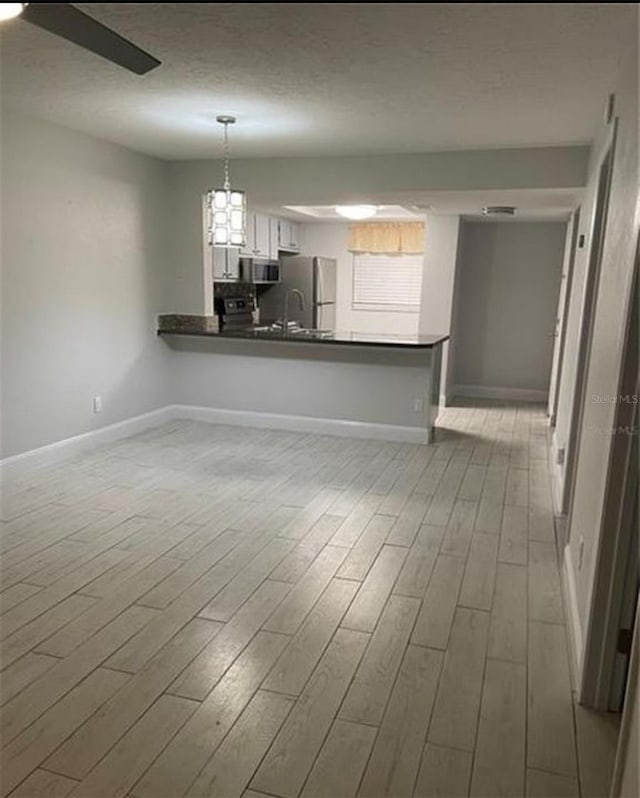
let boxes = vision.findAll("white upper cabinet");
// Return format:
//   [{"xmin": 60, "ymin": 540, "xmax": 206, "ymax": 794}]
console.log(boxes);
[
  {"xmin": 240, "ymin": 211, "xmax": 277, "ymax": 258},
  {"xmin": 278, "ymin": 219, "xmax": 300, "ymax": 253},
  {"xmin": 254, "ymin": 213, "xmax": 271, "ymax": 258},
  {"xmin": 290, "ymin": 221, "xmax": 300, "ymax": 251},
  {"xmin": 216, "ymin": 211, "xmax": 299, "ymax": 274},
  {"xmin": 269, "ymin": 216, "xmax": 280, "ymax": 259},
  {"xmin": 239, "ymin": 212, "xmax": 256, "ymax": 257},
  {"xmin": 212, "ymin": 246, "xmax": 240, "ymax": 281}
]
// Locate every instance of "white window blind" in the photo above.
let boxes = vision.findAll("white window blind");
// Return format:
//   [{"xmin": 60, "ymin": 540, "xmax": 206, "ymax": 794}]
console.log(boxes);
[{"xmin": 352, "ymin": 253, "xmax": 423, "ymax": 312}]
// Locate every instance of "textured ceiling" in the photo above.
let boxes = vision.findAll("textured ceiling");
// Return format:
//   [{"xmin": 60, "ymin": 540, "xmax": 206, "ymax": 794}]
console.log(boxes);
[{"xmin": 0, "ymin": 3, "xmax": 633, "ymax": 159}]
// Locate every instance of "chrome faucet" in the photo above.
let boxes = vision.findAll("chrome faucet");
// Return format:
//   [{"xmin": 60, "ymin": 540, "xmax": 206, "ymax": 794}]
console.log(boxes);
[{"xmin": 282, "ymin": 289, "xmax": 305, "ymax": 332}]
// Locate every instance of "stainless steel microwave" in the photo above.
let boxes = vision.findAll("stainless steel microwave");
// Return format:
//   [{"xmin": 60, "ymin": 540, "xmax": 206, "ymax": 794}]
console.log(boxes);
[{"xmin": 239, "ymin": 258, "xmax": 280, "ymax": 284}]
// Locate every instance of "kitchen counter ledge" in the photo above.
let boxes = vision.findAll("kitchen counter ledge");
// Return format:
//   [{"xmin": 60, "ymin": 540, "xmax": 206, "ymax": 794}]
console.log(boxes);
[{"xmin": 157, "ymin": 316, "xmax": 449, "ymax": 349}]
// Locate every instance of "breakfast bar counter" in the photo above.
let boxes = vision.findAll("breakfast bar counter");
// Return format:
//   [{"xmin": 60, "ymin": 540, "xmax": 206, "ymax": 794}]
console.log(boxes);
[
  {"xmin": 159, "ymin": 315, "xmax": 448, "ymax": 443},
  {"xmin": 157, "ymin": 314, "xmax": 448, "ymax": 349}
]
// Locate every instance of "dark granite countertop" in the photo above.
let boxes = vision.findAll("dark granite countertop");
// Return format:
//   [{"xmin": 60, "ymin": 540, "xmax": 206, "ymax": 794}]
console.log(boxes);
[{"xmin": 157, "ymin": 316, "xmax": 448, "ymax": 349}]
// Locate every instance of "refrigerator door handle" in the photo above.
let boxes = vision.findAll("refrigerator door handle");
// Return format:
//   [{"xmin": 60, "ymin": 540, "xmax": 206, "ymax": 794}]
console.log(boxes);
[{"xmin": 315, "ymin": 257, "xmax": 337, "ymax": 305}]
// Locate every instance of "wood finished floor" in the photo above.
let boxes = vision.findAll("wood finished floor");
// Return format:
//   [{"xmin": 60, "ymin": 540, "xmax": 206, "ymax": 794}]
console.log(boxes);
[{"xmin": 0, "ymin": 403, "xmax": 596, "ymax": 797}]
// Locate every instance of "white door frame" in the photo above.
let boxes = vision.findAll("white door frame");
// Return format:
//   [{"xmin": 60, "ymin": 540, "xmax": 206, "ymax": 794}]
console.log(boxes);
[
  {"xmin": 610, "ymin": 595, "xmax": 639, "ymax": 797},
  {"xmin": 547, "ymin": 210, "xmax": 580, "ymax": 425},
  {"xmin": 563, "ymin": 123, "xmax": 617, "ymax": 516},
  {"xmin": 579, "ymin": 251, "xmax": 639, "ymax": 710}
]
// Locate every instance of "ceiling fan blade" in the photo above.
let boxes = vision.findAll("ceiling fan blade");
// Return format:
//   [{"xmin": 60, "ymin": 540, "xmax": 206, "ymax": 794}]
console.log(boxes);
[{"xmin": 21, "ymin": 3, "xmax": 161, "ymax": 75}]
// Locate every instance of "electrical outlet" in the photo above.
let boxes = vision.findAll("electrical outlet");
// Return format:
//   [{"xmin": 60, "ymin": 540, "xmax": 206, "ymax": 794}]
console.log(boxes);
[
  {"xmin": 578, "ymin": 537, "xmax": 585, "ymax": 569},
  {"xmin": 93, "ymin": 396, "xmax": 103, "ymax": 414},
  {"xmin": 413, "ymin": 398, "xmax": 424, "ymax": 413}
]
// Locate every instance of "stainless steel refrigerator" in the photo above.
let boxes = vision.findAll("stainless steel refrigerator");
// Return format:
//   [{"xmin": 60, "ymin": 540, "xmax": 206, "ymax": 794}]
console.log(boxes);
[{"xmin": 259, "ymin": 256, "xmax": 337, "ymax": 329}]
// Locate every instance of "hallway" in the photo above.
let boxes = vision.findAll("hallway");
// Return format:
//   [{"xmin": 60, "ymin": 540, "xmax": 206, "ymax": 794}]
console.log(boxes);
[{"xmin": 0, "ymin": 403, "xmax": 618, "ymax": 797}]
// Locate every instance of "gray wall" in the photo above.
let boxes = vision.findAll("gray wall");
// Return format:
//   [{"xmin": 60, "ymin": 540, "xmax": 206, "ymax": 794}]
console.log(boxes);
[
  {"xmin": 450, "ymin": 221, "xmax": 565, "ymax": 394},
  {"xmin": 418, "ymin": 215, "xmax": 462, "ymax": 401},
  {"xmin": 0, "ymin": 111, "xmax": 584, "ymax": 457},
  {"xmin": 0, "ymin": 111, "xmax": 172, "ymax": 458}
]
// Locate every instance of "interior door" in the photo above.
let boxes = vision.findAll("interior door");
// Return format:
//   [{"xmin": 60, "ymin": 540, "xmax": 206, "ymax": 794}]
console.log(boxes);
[
  {"xmin": 580, "ymin": 257, "xmax": 640, "ymax": 711},
  {"xmin": 548, "ymin": 210, "xmax": 579, "ymax": 424},
  {"xmin": 565, "ymin": 138, "xmax": 616, "ymax": 515},
  {"xmin": 610, "ymin": 479, "xmax": 639, "ymax": 711}
]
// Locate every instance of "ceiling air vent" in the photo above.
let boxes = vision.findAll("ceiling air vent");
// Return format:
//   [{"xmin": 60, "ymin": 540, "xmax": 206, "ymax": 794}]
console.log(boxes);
[{"xmin": 482, "ymin": 206, "xmax": 517, "ymax": 216}]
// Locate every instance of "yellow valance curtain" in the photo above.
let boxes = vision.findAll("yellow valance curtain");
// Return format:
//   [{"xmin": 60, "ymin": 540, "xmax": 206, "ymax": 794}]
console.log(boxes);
[{"xmin": 348, "ymin": 222, "xmax": 425, "ymax": 254}]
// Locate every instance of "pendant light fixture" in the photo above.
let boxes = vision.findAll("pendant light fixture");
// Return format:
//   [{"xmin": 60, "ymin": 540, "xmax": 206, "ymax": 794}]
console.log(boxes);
[
  {"xmin": 0, "ymin": 4, "xmax": 27, "ymax": 22},
  {"xmin": 206, "ymin": 115, "xmax": 247, "ymax": 248}
]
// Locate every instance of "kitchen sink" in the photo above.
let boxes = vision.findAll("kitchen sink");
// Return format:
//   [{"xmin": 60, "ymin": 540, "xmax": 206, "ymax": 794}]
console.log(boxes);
[
  {"xmin": 245, "ymin": 325, "xmax": 332, "ymax": 339},
  {"xmin": 288, "ymin": 328, "xmax": 333, "ymax": 338},
  {"xmin": 243, "ymin": 328, "xmax": 285, "ymax": 338}
]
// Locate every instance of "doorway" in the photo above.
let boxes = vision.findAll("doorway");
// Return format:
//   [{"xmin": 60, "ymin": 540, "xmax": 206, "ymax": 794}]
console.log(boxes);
[
  {"xmin": 564, "ymin": 136, "xmax": 616, "ymax": 516},
  {"xmin": 580, "ymin": 251, "xmax": 639, "ymax": 711},
  {"xmin": 609, "ymin": 480, "xmax": 638, "ymax": 712}
]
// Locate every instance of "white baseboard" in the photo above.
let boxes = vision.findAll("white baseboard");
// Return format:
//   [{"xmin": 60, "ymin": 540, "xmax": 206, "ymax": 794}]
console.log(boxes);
[
  {"xmin": 171, "ymin": 404, "xmax": 429, "ymax": 444},
  {"xmin": 1, "ymin": 403, "xmax": 430, "ymax": 473},
  {"xmin": 0, "ymin": 407, "xmax": 172, "ymax": 475},
  {"xmin": 451, "ymin": 384, "xmax": 548, "ymax": 403},
  {"xmin": 563, "ymin": 544, "xmax": 584, "ymax": 680},
  {"xmin": 551, "ymin": 460, "xmax": 565, "ymax": 515}
]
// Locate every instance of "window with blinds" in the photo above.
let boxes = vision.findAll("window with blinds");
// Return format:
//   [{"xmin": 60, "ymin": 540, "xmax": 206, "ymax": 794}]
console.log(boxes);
[{"xmin": 352, "ymin": 253, "xmax": 423, "ymax": 312}]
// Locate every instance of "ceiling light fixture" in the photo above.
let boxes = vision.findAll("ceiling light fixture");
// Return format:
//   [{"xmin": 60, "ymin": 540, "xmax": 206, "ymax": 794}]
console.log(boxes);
[
  {"xmin": 206, "ymin": 115, "xmax": 247, "ymax": 248},
  {"xmin": 0, "ymin": 3, "xmax": 27, "ymax": 21},
  {"xmin": 335, "ymin": 204, "xmax": 378, "ymax": 220}
]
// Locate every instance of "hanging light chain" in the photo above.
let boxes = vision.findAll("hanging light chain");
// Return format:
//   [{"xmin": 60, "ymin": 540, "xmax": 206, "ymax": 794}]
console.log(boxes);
[
  {"xmin": 216, "ymin": 114, "xmax": 236, "ymax": 192},
  {"xmin": 222, "ymin": 120, "xmax": 230, "ymax": 190},
  {"xmin": 210, "ymin": 114, "xmax": 246, "ymax": 249}
]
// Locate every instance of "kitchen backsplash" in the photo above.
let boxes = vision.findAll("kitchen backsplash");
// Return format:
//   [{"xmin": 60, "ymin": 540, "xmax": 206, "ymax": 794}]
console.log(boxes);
[{"xmin": 214, "ymin": 281, "xmax": 255, "ymax": 299}]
